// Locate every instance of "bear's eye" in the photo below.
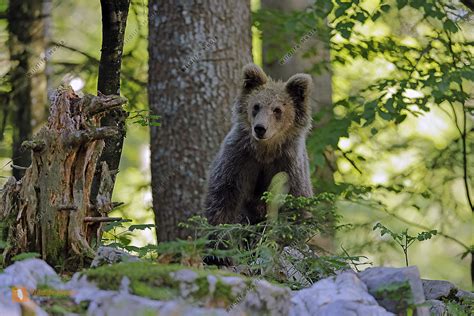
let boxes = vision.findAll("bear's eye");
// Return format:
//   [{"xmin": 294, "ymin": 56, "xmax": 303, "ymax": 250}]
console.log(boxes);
[
  {"xmin": 252, "ymin": 104, "xmax": 260, "ymax": 116},
  {"xmin": 273, "ymin": 108, "xmax": 282, "ymax": 115}
]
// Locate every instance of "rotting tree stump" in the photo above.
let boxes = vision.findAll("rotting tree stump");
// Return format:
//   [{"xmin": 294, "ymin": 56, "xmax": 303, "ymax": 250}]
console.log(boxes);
[{"xmin": 0, "ymin": 86, "xmax": 127, "ymax": 270}]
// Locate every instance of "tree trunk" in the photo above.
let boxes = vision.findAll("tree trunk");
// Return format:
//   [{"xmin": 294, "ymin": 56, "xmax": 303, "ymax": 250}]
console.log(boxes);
[
  {"xmin": 8, "ymin": 0, "xmax": 48, "ymax": 179},
  {"xmin": 0, "ymin": 87, "xmax": 126, "ymax": 270},
  {"xmin": 91, "ymin": 0, "xmax": 130, "ymax": 203},
  {"xmin": 148, "ymin": 0, "xmax": 252, "ymax": 241}
]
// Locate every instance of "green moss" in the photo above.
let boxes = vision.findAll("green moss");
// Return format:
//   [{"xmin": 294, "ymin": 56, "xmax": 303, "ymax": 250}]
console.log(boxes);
[
  {"xmin": 41, "ymin": 297, "xmax": 89, "ymax": 316},
  {"xmin": 82, "ymin": 261, "xmax": 243, "ymax": 305}
]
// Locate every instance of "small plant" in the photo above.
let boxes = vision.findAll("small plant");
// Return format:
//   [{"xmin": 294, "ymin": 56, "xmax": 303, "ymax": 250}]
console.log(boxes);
[
  {"xmin": 373, "ymin": 281, "xmax": 414, "ymax": 314},
  {"xmin": 11, "ymin": 252, "xmax": 41, "ymax": 262},
  {"xmin": 445, "ymin": 296, "xmax": 474, "ymax": 316},
  {"xmin": 102, "ymin": 219, "xmax": 159, "ymax": 258},
  {"xmin": 373, "ymin": 223, "xmax": 437, "ymax": 266},
  {"xmin": 128, "ymin": 110, "xmax": 161, "ymax": 127},
  {"xmin": 178, "ymin": 193, "xmax": 368, "ymax": 289}
]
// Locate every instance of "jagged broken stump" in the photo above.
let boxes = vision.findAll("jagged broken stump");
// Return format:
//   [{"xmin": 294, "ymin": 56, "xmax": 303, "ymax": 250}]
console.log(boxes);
[{"xmin": 0, "ymin": 86, "xmax": 127, "ymax": 269}]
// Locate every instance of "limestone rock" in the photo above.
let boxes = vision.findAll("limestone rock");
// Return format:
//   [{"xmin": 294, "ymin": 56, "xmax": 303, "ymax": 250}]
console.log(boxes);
[
  {"xmin": 290, "ymin": 271, "xmax": 393, "ymax": 316},
  {"xmin": 90, "ymin": 246, "xmax": 140, "ymax": 268},
  {"xmin": 0, "ymin": 259, "xmax": 58, "ymax": 316},
  {"xmin": 422, "ymin": 279, "xmax": 457, "ymax": 300},
  {"xmin": 426, "ymin": 299, "xmax": 447, "ymax": 316},
  {"xmin": 359, "ymin": 266, "xmax": 429, "ymax": 316}
]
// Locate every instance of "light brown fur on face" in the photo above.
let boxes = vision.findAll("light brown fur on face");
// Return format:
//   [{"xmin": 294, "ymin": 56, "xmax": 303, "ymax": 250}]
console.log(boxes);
[
  {"xmin": 247, "ymin": 83, "xmax": 296, "ymax": 144},
  {"xmin": 233, "ymin": 64, "xmax": 312, "ymax": 160}
]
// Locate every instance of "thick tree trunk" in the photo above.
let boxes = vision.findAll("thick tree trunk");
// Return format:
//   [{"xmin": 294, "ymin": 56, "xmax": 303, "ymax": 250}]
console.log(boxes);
[
  {"xmin": 91, "ymin": 0, "xmax": 130, "ymax": 203},
  {"xmin": 0, "ymin": 87, "xmax": 127, "ymax": 270},
  {"xmin": 149, "ymin": 0, "xmax": 252, "ymax": 241},
  {"xmin": 8, "ymin": 0, "xmax": 48, "ymax": 179}
]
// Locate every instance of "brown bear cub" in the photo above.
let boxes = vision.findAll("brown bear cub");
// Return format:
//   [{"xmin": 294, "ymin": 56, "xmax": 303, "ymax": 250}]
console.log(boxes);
[{"xmin": 204, "ymin": 63, "xmax": 314, "ymax": 226}]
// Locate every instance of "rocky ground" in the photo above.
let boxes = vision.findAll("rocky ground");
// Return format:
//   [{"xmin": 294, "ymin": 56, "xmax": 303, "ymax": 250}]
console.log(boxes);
[{"xmin": 0, "ymin": 247, "xmax": 472, "ymax": 315}]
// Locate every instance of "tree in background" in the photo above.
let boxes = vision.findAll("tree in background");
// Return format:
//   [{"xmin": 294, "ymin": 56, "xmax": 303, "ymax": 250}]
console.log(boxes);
[
  {"xmin": 7, "ymin": 0, "xmax": 48, "ymax": 179},
  {"xmin": 149, "ymin": 0, "xmax": 252, "ymax": 241},
  {"xmin": 91, "ymin": 0, "xmax": 131, "ymax": 206}
]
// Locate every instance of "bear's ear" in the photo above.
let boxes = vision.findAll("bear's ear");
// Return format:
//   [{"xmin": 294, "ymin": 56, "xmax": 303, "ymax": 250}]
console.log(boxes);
[
  {"xmin": 285, "ymin": 74, "xmax": 312, "ymax": 106},
  {"xmin": 242, "ymin": 63, "xmax": 268, "ymax": 94}
]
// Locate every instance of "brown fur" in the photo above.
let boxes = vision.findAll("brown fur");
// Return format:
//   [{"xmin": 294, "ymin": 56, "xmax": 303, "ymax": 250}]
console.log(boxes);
[{"xmin": 204, "ymin": 63, "xmax": 313, "ymax": 225}]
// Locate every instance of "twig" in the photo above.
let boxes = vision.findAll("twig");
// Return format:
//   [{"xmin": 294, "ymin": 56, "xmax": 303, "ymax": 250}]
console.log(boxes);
[
  {"xmin": 341, "ymin": 151, "xmax": 363, "ymax": 174},
  {"xmin": 84, "ymin": 217, "xmax": 122, "ymax": 223},
  {"xmin": 446, "ymin": 31, "xmax": 473, "ymax": 212},
  {"xmin": 11, "ymin": 164, "xmax": 28, "ymax": 170},
  {"xmin": 385, "ymin": 210, "xmax": 470, "ymax": 251}
]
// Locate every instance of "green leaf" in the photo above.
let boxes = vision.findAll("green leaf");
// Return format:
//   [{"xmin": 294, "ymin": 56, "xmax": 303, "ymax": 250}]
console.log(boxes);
[
  {"xmin": 354, "ymin": 12, "xmax": 367, "ymax": 23},
  {"xmin": 378, "ymin": 110, "xmax": 392, "ymax": 121},
  {"xmin": 397, "ymin": 0, "xmax": 408, "ymax": 9},
  {"xmin": 444, "ymin": 19, "xmax": 458, "ymax": 33},
  {"xmin": 380, "ymin": 4, "xmax": 391, "ymax": 12},
  {"xmin": 395, "ymin": 114, "xmax": 407, "ymax": 124},
  {"xmin": 340, "ymin": 29, "xmax": 351, "ymax": 39},
  {"xmin": 12, "ymin": 252, "xmax": 40, "ymax": 262}
]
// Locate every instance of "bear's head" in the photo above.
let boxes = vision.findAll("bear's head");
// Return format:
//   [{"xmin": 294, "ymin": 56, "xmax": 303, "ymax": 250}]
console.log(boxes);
[{"xmin": 234, "ymin": 63, "xmax": 312, "ymax": 146}]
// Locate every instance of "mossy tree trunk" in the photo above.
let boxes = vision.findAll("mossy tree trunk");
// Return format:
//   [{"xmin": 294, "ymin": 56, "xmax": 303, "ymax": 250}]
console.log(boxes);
[{"xmin": 0, "ymin": 87, "xmax": 127, "ymax": 270}]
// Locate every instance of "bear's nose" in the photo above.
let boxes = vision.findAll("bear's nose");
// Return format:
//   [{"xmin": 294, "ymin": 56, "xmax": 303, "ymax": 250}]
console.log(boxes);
[{"xmin": 254, "ymin": 125, "xmax": 266, "ymax": 138}]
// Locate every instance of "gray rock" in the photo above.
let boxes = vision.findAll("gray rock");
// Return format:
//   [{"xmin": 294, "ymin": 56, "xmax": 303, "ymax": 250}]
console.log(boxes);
[
  {"xmin": 290, "ymin": 271, "xmax": 393, "ymax": 316},
  {"xmin": 279, "ymin": 246, "xmax": 312, "ymax": 287},
  {"xmin": 426, "ymin": 299, "xmax": 447, "ymax": 316},
  {"xmin": 79, "ymin": 287, "xmax": 228, "ymax": 316},
  {"xmin": 233, "ymin": 279, "xmax": 292, "ymax": 316},
  {"xmin": 422, "ymin": 279, "xmax": 456, "ymax": 300},
  {"xmin": 456, "ymin": 289, "xmax": 474, "ymax": 300},
  {"xmin": 0, "ymin": 258, "xmax": 62, "ymax": 289},
  {"xmin": 90, "ymin": 246, "xmax": 140, "ymax": 268},
  {"xmin": 0, "ymin": 259, "xmax": 59, "ymax": 316},
  {"xmin": 359, "ymin": 266, "xmax": 429, "ymax": 316}
]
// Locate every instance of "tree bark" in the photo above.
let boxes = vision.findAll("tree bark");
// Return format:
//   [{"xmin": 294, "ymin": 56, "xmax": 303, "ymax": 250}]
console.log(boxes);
[
  {"xmin": 8, "ymin": 0, "xmax": 48, "ymax": 179},
  {"xmin": 0, "ymin": 87, "xmax": 127, "ymax": 270},
  {"xmin": 148, "ymin": 0, "xmax": 252, "ymax": 241},
  {"xmin": 91, "ymin": 0, "xmax": 130, "ymax": 203}
]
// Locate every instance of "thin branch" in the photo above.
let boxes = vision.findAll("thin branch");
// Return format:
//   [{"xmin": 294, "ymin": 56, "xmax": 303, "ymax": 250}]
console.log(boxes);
[
  {"xmin": 66, "ymin": 127, "xmax": 119, "ymax": 146},
  {"xmin": 385, "ymin": 210, "xmax": 470, "ymax": 251},
  {"xmin": 342, "ymin": 151, "xmax": 363, "ymax": 174},
  {"xmin": 84, "ymin": 217, "xmax": 122, "ymax": 223},
  {"xmin": 50, "ymin": 41, "xmax": 100, "ymax": 63},
  {"xmin": 446, "ymin": 31, "xmax": 474, "ymax": 212}
]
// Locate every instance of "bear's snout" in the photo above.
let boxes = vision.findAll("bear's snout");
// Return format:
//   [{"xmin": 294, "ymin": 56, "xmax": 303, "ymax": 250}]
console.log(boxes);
[{"xmin": 253, "ymin": 125, "xmax": 267, "ymax": 139}]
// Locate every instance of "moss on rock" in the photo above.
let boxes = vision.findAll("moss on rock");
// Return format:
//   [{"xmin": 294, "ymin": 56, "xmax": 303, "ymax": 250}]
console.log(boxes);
[{"xmin": 82, "ymin": 261, "xmax": 246, "ymax": 307}]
